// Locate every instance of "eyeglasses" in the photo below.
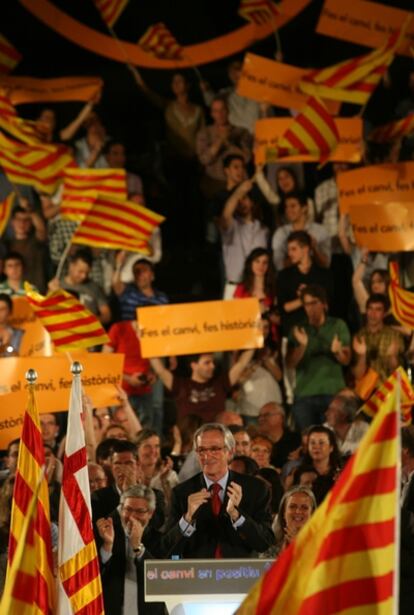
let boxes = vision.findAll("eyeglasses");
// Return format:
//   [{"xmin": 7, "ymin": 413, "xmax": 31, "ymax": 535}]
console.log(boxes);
[
  {"xmin": 196, "ymin": 446, "xmax": 226, "ymax": 456},
  {"xmin": 122, "ymin": 505, "xmax": 149, "ymax": 515}
]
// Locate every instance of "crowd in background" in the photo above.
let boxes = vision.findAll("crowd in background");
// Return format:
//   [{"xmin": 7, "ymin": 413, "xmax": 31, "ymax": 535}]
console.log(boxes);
[{"xmin": 0, "ymin": 52, "xmax": 414, "ymax": 614}]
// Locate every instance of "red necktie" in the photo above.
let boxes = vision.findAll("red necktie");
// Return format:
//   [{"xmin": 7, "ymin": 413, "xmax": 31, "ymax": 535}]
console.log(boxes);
[{"xmin": 211, "ymin": 483, "xmax": 222, "ymax": 558}]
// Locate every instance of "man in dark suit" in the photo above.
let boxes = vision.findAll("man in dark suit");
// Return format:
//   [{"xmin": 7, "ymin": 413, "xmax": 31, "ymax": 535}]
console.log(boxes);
[
  {"xmin": 161, "ymin": 423, "xmax": 275, "ymax": 558},
  {"xmin": 91, "ymin": 440, "xmax": 165, "ymax": 530},
  {"xmin": 96, "ymin": 484, "xmax": 166, "ymax": 615},
  {"xmin": 400, "ymin": 426, "xmax": 414, "ymax": 615}
]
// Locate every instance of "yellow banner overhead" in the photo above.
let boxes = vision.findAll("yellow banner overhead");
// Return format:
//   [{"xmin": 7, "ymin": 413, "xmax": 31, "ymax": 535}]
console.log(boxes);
[{"xmin": 137, "ymin": 298, "xmax": 263, "ymax": 358}]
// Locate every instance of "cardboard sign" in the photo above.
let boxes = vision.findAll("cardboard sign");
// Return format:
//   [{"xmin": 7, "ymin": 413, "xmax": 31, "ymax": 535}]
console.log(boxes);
[
  {"xmin": 137, "ymin": 299, "xmax": 263, "ymax": 358},
  {"xmin": 349, "ymin": 202, "xmax": 414, "ymax": 252},
  {"xmin": 317, "ymin": 0, "xmax": 414, "ymax": 57},
  {"xmin": 255, "ymin": 117, "xmax": 362, "ymax": 164},
  {"xmin": 0, "ymin": 354, "xmax": 124, "ymax": 448},
  {"xmin": 237, "ymin": 53, "xmax": 340, "ymax": 114},
  {"xmin": 337, "ymin": 162, "xmax": 414, "ymax": 214}
]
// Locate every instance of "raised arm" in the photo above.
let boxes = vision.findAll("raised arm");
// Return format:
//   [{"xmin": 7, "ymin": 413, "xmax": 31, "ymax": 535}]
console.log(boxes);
[
  {"xmin": 229, "ymin": 349, "xmax": 255, "ymax": 386},
  {"xmin": 352, "ymin": 248, "xmax": 369, "ymax": 313},
  {"xmin": 219, "ymin": 179, "xmax": 253, "ymax": 231},
  {"xmin": 149, "ymin": 357, "xmax": 173, "ymax": 390}
]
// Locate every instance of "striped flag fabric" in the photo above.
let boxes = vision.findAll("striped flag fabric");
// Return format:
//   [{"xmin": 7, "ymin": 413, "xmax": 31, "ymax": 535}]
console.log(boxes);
[
  {"xmin": 60, "ymin": 167, "xmax": 127, "ymax": 221},
  {"xmin": 0, "ymin": 191, "xmax": 15, "ymax": 235},
  {"xmin": 238, "ymin": 0, "xmax": 280, "ymax": 25},
  {"xmin": 0, "ymin": 131, "xmax": 75, "ymax": 194},
  {"xmin": 237, "ymin": 366, "xmax": 403, "ymax": 615},
  {"xmin": 6, "ymin": 376, "xmax": 55, "ymax": 614},
  {"xmin": 57, "ymin": 363, "xmax": 105, "ymax": 615},
  {"xmin": 0, "ymin": 468, "xmax": 46, "ymax": 614},
  {"xmin": 138, "ymin": 23, "xmax": 183, "ymax": 60},
  {"xmin": 266, "ymin": 96, "xmax": 339, "ymax": 163},
  {"xmin": 71, "ymin": 193, "xmax": 165, "ymax": 253},
  {"xmin": 299, "ymin": 26, "xmax": 407, "ymax": 105},
  {"xmin": 0, "ymin": 33, "xmax": 21, "ymax": 74},
  {"xmin": 389, "ymin": 260, "xmax": 414, "ymax": 330},
  {"xmin": 369, "ymin": 113, "xmax": 414, "ymax": 143},
  {"xmin": 25, "ymin": 284, "xmax": 109, "ymax": 351},
  {"xmin": 0, "ymin": 90, "xmax": 41, "ymax": 145},
  {"xmin": 360, "ymin": 366, "xmax": 413, "ymax": 425},
  {"xmin": 93, "ymin": 0, "xmax": 128, "ymax": 28}
]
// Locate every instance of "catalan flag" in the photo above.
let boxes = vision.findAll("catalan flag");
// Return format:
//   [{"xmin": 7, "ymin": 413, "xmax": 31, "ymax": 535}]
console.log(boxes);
[
  {"xmin": 25, "ymin": 284, "xmax": 109, "ymax": 351},
  {"xmin": 360, "ymin": 366, "xmax": 413, "ymax": 425},
  {"xmin": 0, "ymin": 191, "xmax": 15, "ymax": 235},
  {"xmin": 138, "ymin": 23, "xmax": 183, "ymax": 60},
  {"xmin": 0, "ymin": 91, "xmax": 40, "ymax": 145},
  {"xmin": 0, "ymin": 33, "xmax": 21, "ymax": 74},
  {"xmin": 6, "ymin": 375, "xmax": 55, "ymax": 614},
  {"xmin": 237, "ymin": 367, "xmax": 403, "ymax": 615},
  {"xmin": 57, "ymin": 363, "xmax": 105, "ymax": 615},
  {"xmin": 1, "ymin": 468, "xmax": 47, "ymax": 614},
  {"xmin": 299, "ymin": 26, "xmax": 408, "ymax": 105},
  {"xmin": 369, "ymin": 114, "xmax": 414, "ymax": 143},
  {"xmin": 238, "ymin": 0, "xmax": 280, "ymax": 25},
  {"xmin": 60, "ymin": 167, "xmax": 127, "ymax": 222},
  {"xmin": 93, "ymin": 0, "xmax": 128, "ymax": 28},
  {"xmin": 0, "ymin": 131, "xmax": 75, "ymax": 194},
  {"xmin": 389, "ymin": 260, "xmax": 414, "ymax": 331},
  {"xmin": 266, "ymin": 96, "xmax": 339, "ymax": 163},
  {"xmin": 71, "ymin": 193, "xmax": 165, "ymax": 253}
]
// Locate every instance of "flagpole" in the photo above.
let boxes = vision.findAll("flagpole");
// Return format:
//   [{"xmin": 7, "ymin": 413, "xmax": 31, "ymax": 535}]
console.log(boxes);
[
  {"xmin": 393, "ymin": 369, "xmax": 402, "ymax": 615},
  {"xmin": 55, "ymin": 235, "xmax": 75, "ymax": 280}
]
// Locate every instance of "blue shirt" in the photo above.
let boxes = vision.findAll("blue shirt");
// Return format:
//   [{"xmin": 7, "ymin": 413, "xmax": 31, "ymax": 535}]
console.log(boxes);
[{"xmin": 119, "ymin": 284, "xmax": 169, "ymax": 320}]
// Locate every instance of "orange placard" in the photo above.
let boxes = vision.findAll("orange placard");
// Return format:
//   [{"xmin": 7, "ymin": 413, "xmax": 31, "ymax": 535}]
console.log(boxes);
[
  {"xmin": 9, "ymin": 296, "xmax": 53, "ymax": 357},
  {"xmin": 338, "ymin": 162, "xmax": 414, "ymax": 214},
  {"xmin": 317, "ymin": 0, "xmax": 414, "ymax": 57},
  {"xmin": 137, "ymin": 299, "xmax": 263, "ymax": 358},
  {"xmin": 237, "ymin": 53, "xmax": 340, "ymax": 113},
  {"xmin": 348, "ymin": 202, "xmax": 414, "ymax": 252},
  {"xmin": 0, "ymin": 76, "xmax": 103, "ymax": 105},
  {"xmin": 254, "ymin": 117, "xmax": 362, "ymax": 164},
  {"xmin": 20, "ymin": 0, "xmax": 312, "ymax": 68},
  {"xmin": 0, "ymin": 354, "xmax": 124, "ymax": 448}
]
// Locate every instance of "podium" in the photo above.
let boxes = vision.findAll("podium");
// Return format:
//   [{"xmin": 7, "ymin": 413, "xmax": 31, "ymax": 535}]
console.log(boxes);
[{"xmin": 144, "ymin": 559, "xmax": 274, "ymax": 614}]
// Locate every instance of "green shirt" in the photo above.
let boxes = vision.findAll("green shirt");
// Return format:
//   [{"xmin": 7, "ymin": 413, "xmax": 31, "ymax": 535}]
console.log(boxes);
[{"xmin": 288, "ymin": 316, "xmax": 351, "ymax": 397}]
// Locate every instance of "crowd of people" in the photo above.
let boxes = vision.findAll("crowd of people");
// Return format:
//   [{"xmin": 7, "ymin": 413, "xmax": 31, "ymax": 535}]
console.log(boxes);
[{"xmin": 0, "ymin": 53, "xmax": 414, "ymax": 615}]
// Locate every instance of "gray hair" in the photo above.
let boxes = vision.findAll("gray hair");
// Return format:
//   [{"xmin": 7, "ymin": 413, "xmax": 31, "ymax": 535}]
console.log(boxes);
[
  {"xmin": 120, "ymin": 485, "xmax": 156, "ymax": 511},
  {"xmin": 193, "ymin": 423, "xmax": 235, "ymax": 452},
  {"xmin": 274, "ymin": 485, "xmax": 317, "ymax": 544},
  {"xmin": 260, "ymin": 402, "xmax": 286, "ymax": 418}
]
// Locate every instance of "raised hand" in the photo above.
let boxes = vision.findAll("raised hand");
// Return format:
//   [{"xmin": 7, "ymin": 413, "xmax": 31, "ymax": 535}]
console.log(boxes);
[
  {"xmin": 293, "ymin": 326, "xmax": 308, "ymax": 348},
  {"xmin": 185, "ymin": 489, "xmax": 211, "ymax": 523},
  {"xmin": 226, "ymin": 481, "xmax": 242, "ymax": 522},
  {"xmin": 352, "ymin": 335, "xmax": 367, "ymax": 355},
  {"xmin": 331, "ymin": 334, "xmax": 343, "ymax": 355},
  {"xmin": 96, "ymin": 517, "xmax": 114, "ymax": 551}
]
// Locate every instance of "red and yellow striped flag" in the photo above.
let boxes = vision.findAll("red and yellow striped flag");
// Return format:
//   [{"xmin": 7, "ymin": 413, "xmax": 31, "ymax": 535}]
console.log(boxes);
[
  {"xmin": 25, "ymin": 284, "xmax": 109, "ymax": 351},
  {"xmin": 6, "ymin": 377, "xmax": 55, "ymax": 614},
  {"xmin": 266, "ymin": 96, "xmax": 339, "ymax": 163},
  {"xmin": 237, "ymin": 367, "xmax": 403, "ymax": 615},
  {"xmin": 238, "ymin": 0, "xmax": 280, "ymax": 25},
  {"xmin": 0, "ymin": 90, "xmax": 41, "ymax": 145},
  {"xmin": 0, "ymin": 33, "xmax": 21, "ymax": 74},
  {"xmin": 138, "ymin": 23, "xmax": 183, "ymax": 60},
  {"xmin": 389, "ymin": 260, "xmax": 414, "ymax": 330},
  {"xmin": 360, "ymin": 367, "xmax": 413, "ymax": 425},
  {"xmin": 0, "ymin": 191, "xmax": 15, "ymax": 235},
  {"xmin": 369, "ymin": 113, "xmax": 414, "ymax": 143},
  {"xmin": 299, "ymin": 26, "xmax": 408, "ymax": 105},
  {"xmin": 93, "ymin": 0, "xmax": 128, "ymax": 28},
  {"xmin": 0, "ymin": 132, "xmax": 75, "ymax": 194},
  {"xmin": 57, "ymin": 363, "xmax": 105, "ymax": 615},
  {"xmin": 60, "ymin": 167, "xmax": 127, "ymax": 221},
  {"xmin": 71, "ymin": 193, "xmax": 165, "ymax": 253}
]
